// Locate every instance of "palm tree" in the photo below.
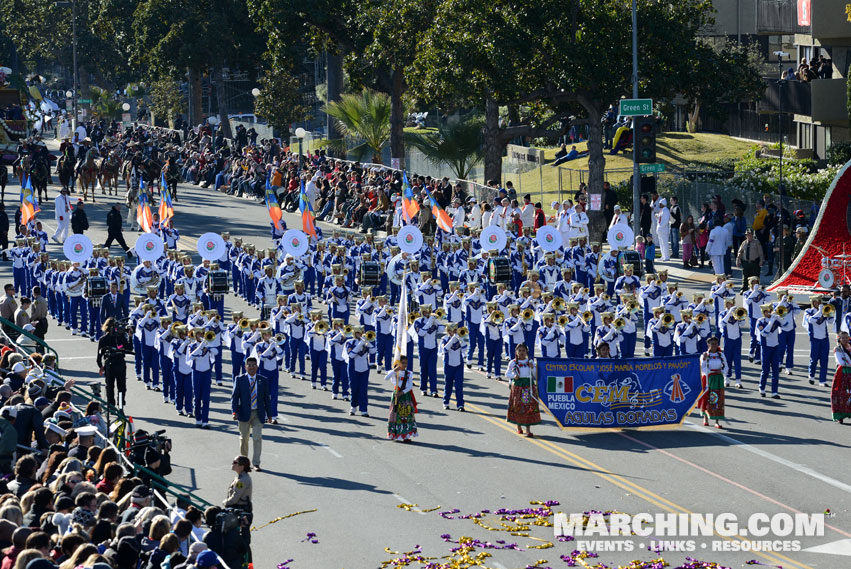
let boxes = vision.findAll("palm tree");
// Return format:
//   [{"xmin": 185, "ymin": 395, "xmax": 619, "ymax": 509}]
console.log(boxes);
[
  {"xmin": 323, "ymin": 88, "xmax": 391, "ymax": 163},
  {"xmin": 405, "ymin": 115, "xmax": 484, "ymax": 180}
]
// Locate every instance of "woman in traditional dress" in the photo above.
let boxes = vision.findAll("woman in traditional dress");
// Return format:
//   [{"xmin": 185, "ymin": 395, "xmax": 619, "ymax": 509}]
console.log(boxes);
[
  {"xmin": 831, "ymin": 331, "xmax": 851, "ymax": 424},
  {"xmin": 386, "ymin": 356, "xmax": 417, "ymax": 442},
  {"xmin": 506, "ymin": 343, "xmax": 541, "ymax": 437},
  {"xmin": 698, "ymin": 336, "xmax": 727, "ymax": 428}
]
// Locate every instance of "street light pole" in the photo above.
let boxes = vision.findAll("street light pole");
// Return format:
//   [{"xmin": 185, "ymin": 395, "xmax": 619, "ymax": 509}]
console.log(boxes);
[
  {"xmin": 631, "ymin": 0, "xmax": 641, "ymax": 240},
  {"xmin": 71, "ymin": 0, "xmax": 77, "ymax": 131},
  {"xmin": 775, "ymin": 51, "xmax": 788, "ymax": 279}
]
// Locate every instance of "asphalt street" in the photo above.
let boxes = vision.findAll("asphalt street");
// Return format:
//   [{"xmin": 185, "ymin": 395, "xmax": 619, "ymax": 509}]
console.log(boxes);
[{"xmin": 4, "ymin": 161, "xmax": 849, "ymax": 569}]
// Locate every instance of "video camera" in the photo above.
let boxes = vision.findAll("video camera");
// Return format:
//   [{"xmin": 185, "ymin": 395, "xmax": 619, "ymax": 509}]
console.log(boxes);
[
  {"xmin": 131, "ymin": 429, "xmax": 172, "ymax": 455},
  {"xmin": 217, "ymin": 508, "xmax": 252, "ymax": 532}
]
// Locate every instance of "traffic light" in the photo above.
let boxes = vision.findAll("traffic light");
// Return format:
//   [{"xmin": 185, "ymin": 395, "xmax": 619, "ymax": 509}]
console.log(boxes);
[{"xmin": 634, "ymin": 116, "xmax": 656, "ymax": 164}]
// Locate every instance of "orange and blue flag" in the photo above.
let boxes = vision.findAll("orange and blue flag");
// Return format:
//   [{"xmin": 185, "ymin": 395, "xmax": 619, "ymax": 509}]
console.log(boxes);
[
  {"xmin": 401, "ymin": 172, "xmax": 419, "ymax": 224},
  {"xmin": 136, "ymin": 180, "xmax": 153, "ymax": 233},
  {"xmin": 299, "ymin": 179, "xmax": 317, "ymax": 239},
  {"xmin": 424, "ymin": 187, "xmax": 452, "ymax": 234},
  {"xmin": 265, "ymin": 174, "xmax": 284, "ymax": 231},
  {"xmin": 20, "ymin": 174, "xmax": 40, "ymax": 226},
  {"xmin": 158, "ymin": 172, "xmax": 174, "ymax": 225}
]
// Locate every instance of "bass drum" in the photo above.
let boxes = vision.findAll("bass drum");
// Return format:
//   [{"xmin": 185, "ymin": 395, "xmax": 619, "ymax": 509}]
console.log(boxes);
[
  {"xmin": 818, "ymin": 268, "xmax": 837, "ymax": 290},
  {"xmin": 359, "ymin": 261, "xmax": 381, "ymax": 286},
  {"xmin": 487, "ymin": 257, "xmax": 512, "ymax": 284},
  {"xmin": 207, "ymin": 270, "xmax": 230, "ymax": 294}
]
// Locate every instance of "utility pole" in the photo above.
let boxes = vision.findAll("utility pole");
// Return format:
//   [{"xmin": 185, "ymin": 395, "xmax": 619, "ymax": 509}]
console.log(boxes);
[
  {"xmin": 55, "ymin": 0, "xmax": 78, "ymax": 130},
  {"xmin": 631, "ymin": 0, "xmax": 641, "ymax": 240},
  {"xmin": 775, "ymin": 51, "xmax": 789, "ymax": 279}
]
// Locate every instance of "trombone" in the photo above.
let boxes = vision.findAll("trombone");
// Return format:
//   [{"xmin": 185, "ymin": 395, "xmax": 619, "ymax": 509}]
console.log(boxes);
[
  {"xmin": 734, "ymin": 307, "xmax": 748, "ymax": 321},
  {"xmin": 434, "ymin": 308, "xmax": 446, "ymax": 319},
  {"xmin": 275, "ymin": 333, "xmax": 286, "ymax": 344},
  {"xmin": 522, "ymin": 308, "xmax": 535, "ymax": 322},
  {"xmin": 613, "ymin": 318, "xmax": 625, "ymax": 330},
  {"xmin": 364, "ymin": 330, "xmax": 376, "ymax": 342},
  {"xmin": 661, "ymin": 313, "xmax": 675, "ymax": 327},
  {"xmin": 557, "ymin": 314, "xmax": 568, "ymax": 326},
  {"xmin": 581, "ymin": 311, "xmax": 593, "ymax": 323},
  {"xmin": 457, "ymin": 326, "xmax": 469, "ymax": 338},
  {"xmin": 344, "ymin": 324, "xmax": 353, "ymax": 336},
  {"xmin": 775, "ymin": 305, "xmax": 788, "ymax": 318},
  {"xmin": 203, "ymin": 330, "xmax": 216, "ymax": 343},
  {"xmin": 695, "ymin": 313, "xmax": 707, "ymax": 325},
  {"xmin": 314, "ymin": 320, "xmax": 330, "ymax": 335},
  {"xmin": 626, "ymin": 300, "xmax": 639, "ymax": 313},
  {"xmin": 238, "ymin": 318, "xmax": 250, "ymax": 330},
  {"xmin": 491, "ymin": 311, "xmax": 505, "ymax": 325},
  {"xmin": 822, "ymin": 304, "xmax": 835, "ymax": 318},
  {"xmin": 552, "ymin": 298, "xmax": 566, "ymax": 312}
]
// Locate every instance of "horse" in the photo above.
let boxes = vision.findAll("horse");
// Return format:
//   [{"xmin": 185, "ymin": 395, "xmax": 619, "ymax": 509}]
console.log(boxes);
[
  {"xmin": 96, "ymin": 151, "xmax": 121, "ymax": 196},
  {"xmin": 77, "ymin": 147, "xmax": 100, "ymax": 202},
  {"xmin": 0, "ymin": 164, "xmax": 7, "ymax": 203},
  {"xmin": 26, "ymin": 155, "xmax": 50, "ymax": 203},
  {"xmin": 162, "ymin": 158, "xmax": 180, "ymax": 201},
  {"xmin": 57, "ymin": 153, "xmax": 74, "ymax": 192},
  {"xmin": 125, "ymin": 168, "xmax": 157, "ymax": 231}
]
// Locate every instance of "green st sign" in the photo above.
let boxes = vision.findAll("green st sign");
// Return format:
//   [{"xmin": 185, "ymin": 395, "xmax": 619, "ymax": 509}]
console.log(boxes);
[
  {"xmin": 639, "ymin": 163, "xmax": 665, "ymax": 173},
  {"xmin": 619, "ymin": 98, "xmax": 653, "ymax": 116}
]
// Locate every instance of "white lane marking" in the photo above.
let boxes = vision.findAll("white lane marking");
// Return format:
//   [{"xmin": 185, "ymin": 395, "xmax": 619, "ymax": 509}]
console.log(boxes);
[
  {"xmin": 43, "ymin": 338, "xmax": 90, "ymax": 342},
  {"xmin": 685, "ymin": 422, "xmax": 851, "ymax": 496},
  {"xmin": 392, "ymin": 494, "xmax": 427, "ymax": 516},
  {"xmin": 318, "ymin": 443, "xmax": 342, "ymax": 458},
  {"xmin": 802, "ymin": 538, "xmax": 851, "ymax": 556},
  {"xmin": 60, "ymin": 355, "xmax": 98, "ymax": 360}
]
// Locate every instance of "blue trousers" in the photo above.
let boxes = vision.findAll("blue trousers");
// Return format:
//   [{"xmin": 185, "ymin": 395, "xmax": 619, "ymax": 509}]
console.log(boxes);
[
  {"xmin": 142, "ymin": 344, "xmax": 160, "ymax": 386},
  {"xmin": 288, "ymin": 339, "xmax": 305, "ymax": 374},
  {"xmin": 88, "ymin": 302, "xmax": 102, "ymax": 339},
  {"xmin": 643, "ymin": 312, "xmax": 653, "ymax": 350},
  {"xmin": 261, "ymin": 367, "xmax": 280, "ymax": 418},
  {"xmin": 622, "ymin": 332, "xmax": 637, "ymax": 358},
  {"xmin": 748, "ymin": 318, "xmax": 759, "ymax": 360},
  {"xmin": 133, "ymin": 337, "xmax": 143, "ymax": 377},
  {"xmin": 349, "ymin": 366, "xmax": 370, "ymax": 413},
  {"xmin": 62, "ymin": 295, "xmax": 70, "ymax": 326},
  {"xmin": 419, "ymin": 347, "xmax": 438, "ymax": 393},
  {"xmin": 443, "ymin": 364, "xmax": 465, "ymax": 408},
  {"xmin": 542, "ymin": 345, "xmax": 561, "ymax": 358},
  {"xmin": 485, "ymin": 337, "xmax": 502, "ymax": 376},
  {"xmin": 304, "ymin": 267, "xmax": 316, "ymax": 295},
  {"xmin": 653, "ymin": 343, "xmax": 674, "ymax": 357},
  {"xmin": 174, "ymin": 369, "xmax": 193, "ymax": 414},
  {"xmin": 214, "ymin": 348, "xmax": 223, "ymax": 383},
  {"xmin": 231, "ymin": 351, "xmax": 244, "ymax": 380},
  {"xmin": 809, "ymin": 336, "xmax": 829, "ymax": 383},
  {"xmin": 781, "ymin": 329, "xmax": 795, "ymax": 370},
  {"xmin": 723, "ymin": 336, "xmax": 742, "ymax": 380},
  {"xmin": 389, "ymin": 282, "xmax": 399, "ymax": 305},
  {"xmin": 565, "ymin": 342, "xmax": 584, "ymax": 358},
  {"xmin": 376, "ymin": 332, "xmax": 393, "ymax": 371},
  {"xmin": 759, "ymin": 343, "xmax": 780, "ymax": 394},
  {"xmin": 12, "ymin": 266, "xmax": 26, "ymax": 294},
  {"xmin": 467, "ymin": 327, "xmax": 484, "ymax": 366},
  {"xmin": 331, "ymin": 307, "xmax": 349, "ymax": 324},
  {"xmin": 310, "ymin": 349, "xmax": 328, "ymax": 386},
  {"xmin": 331, "ymin": 359, "xmax": 349, "ymax": 396},
  {"xmin": 192, "ymin": 368, "xmax": 212, "ymax": 423},
  {"xmin": 69, "ymin": 296, "xmax": 87, "ymax": 332},
  {"xmin": 160, "ymin": 353, "xmax": 174, "ymax": 400}
]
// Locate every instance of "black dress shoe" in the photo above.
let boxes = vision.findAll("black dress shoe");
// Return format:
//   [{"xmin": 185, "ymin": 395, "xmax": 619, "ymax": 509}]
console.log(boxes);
[{"xmin": 771, "ymin": 394, "xmax": 781, "ymax": 399}]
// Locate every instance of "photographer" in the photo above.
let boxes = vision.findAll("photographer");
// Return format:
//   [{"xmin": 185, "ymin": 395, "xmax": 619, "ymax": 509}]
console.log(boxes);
[
  {"xmin": 130, "ymin": 429, "xmax": 173, "ymax": 482},
  {"xmin": 204, "ymin": 506, "xmax": 249, "ymax": 569},
  {"xmin": 96, "ymin": 317, "xmax": 131, "ymax": 407}
]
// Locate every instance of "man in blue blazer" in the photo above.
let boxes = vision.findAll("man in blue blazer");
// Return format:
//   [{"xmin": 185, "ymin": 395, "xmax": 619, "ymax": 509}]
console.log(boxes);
[
  {"xmin": 231, "ymin": 356, "xmax": 273, "ymax": 471},
  {"xmin": 99, "ymin": 282, "xmax": 128, "ymax": 323}
]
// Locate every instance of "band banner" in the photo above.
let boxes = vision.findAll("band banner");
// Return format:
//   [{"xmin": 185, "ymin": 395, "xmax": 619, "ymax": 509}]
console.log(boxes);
[{"xmin": 536, "ymin": 355, "xmax": 704, "ymax": 430}]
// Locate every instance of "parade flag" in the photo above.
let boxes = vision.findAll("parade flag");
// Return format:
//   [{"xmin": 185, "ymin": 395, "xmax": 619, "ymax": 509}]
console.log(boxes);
[
  {"xmin": 265, "ymin": 174, "xmax": 284, "ymax": 231},
  {"xmin": 299, "ymin": 179, "xmax": 317, "ymax": 239},
  {"xmin": 136, "ymin": 181, "xmax": 153, "ymax": 233},
  {"xmin": 20, "ymin": 174, "xmax": 39, "ymax": 226},
  {"xmin": 158, "ymin": 172, "xmax": 174, "ymax": 225},
  {"xmin": 393, "ymin": 279, "xmax": 409, "ymax": 363},
  {"xmin": 424, "ymin": 186, "xmax": 452, "ymax": 233},
  {"xmin": 401, "ymin": 172, "xmax": 419, "ymax": 224}
]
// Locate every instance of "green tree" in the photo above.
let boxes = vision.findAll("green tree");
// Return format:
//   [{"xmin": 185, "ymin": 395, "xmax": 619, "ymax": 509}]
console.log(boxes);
[
  {"xmin": 405, "ymin": 115, "xmax": 484, "ymax": 180},
  {"xmin": 324, "ymin": 88, "xmax": 391, "ymax": 163},
  {"xmin": 682, "ymin": 39, "xmax": 764, "ymax": 133},
  {"xmin": 149, "ymin": 79, "xmax": 185, "ymax": 127},
  {"xmin": 253, "ymin": 68, "xmax": 310, "ymax": 135}
]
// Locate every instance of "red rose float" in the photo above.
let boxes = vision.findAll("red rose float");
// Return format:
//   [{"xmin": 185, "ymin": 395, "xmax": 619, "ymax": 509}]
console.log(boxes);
[{"xmin": 770, "ymin": 161, "xmax": 851, "ymax": 293}]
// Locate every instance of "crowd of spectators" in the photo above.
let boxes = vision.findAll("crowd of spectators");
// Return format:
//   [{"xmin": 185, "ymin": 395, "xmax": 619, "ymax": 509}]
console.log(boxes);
[{"xmin": 0, "ymin": 334, "xmax": 245, "ymax": 569}]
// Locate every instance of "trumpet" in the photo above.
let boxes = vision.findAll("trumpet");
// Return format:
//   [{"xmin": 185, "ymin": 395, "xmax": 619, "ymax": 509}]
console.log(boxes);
[
  {"xmin": 695, "ymin": 313, "xmax": 707, "ymax": 325},
  {"xmin": 822, "ymin": 304, "xmax": 835, "ymax": 318},
  {"xmin": 675, "ymin": 291, "xmax": 684, "ymax": 298},
  {"xmin": 614, "ymin": 318, "xmax": 625, "ymax": 330},
  {"xmin": 661, "ymin": 313, "xmax": 675, "ymax": 326},
  {"xmin": 491, "ymin": 311, "xmax": 505, "ymax": 325},
  {"xmin": 314, "ymin": 321, "xmax": 330, "ymax": 335},
  {"xmin": 522, "ymin": 308, "xmax": 535, "ymax": 322},
  {"xmin": 434, "ymin": 308, "xmax": 446, "ymax": 319},
  {"xmin": 204, "ymin": 330, "xmax": 216, "ymax": 342},
  {"xmin": 600, "ymin": 293, "xmax": 610, "ymax": 302},
  {"xmin": 457, "ymin": 326, "xmax": 469, "ymax": 338},
  {"xmin": 239, "ymin": 318, "xmax": 250, "ymax": 330},
  {"xmin": 581, "ymin": 311, "xmax": 593, "ymax": 323},
  {"xmin": 775, "ymin": 305, "xmax": 788, "ymax": 318},
  {"xmin": 364, "ymin": 330, "xmax": 376, "ymax": 342},
  {"xmin": 552, "ymin": 298, "xmax": 566, "ymax": 312},
  {"xmin": 734, "ymin": 307, "xmax": 748, "ymax": 320},
  {"xmin": 557, "ymin": 314, "xmax": 568, "ymax": 326}
]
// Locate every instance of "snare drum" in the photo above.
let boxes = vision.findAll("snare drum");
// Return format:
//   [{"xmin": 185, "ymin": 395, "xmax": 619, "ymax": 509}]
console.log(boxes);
[
  {"xmin": 207, "ymin": 270, "xmax": 230, "ymax": 294},
  {"xmin": 829, "ymin": 258, "xmax": 843, "ymax": 270},
  {"xmin": 359, "ymin": 261, "xmax": 381, "ymax": 286}
]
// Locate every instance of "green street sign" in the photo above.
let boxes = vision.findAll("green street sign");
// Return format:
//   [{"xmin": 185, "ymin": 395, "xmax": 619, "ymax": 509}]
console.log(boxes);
[
  {"xmin": 79, "ymin": 99, "xmax": 92, "ymax": 104},
  {"xmin": 619, "ymin": 98, "xmax": 653, "ymax": 116},
  {"xmin": 639, "ymin": 163, "xmax": 665, "ymax": 173}
]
